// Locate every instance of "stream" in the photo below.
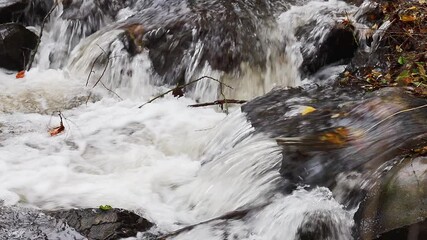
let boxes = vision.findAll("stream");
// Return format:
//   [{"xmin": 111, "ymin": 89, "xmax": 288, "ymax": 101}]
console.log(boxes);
[{"xmin": 0, "ymin": 0, "xmax": 411, "ymax": 239}]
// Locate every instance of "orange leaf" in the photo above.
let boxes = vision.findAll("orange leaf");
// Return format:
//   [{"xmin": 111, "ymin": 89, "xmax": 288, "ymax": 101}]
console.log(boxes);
[
  {"xmin": 49, "ymin": 125, "xmax": 65, "ymax": 136},
  {"xmin": 400, "ymin": 14, "xmax": 417, "ymax": 22},
  {"xmin": 16, "ymin": 70, "xmax": 25, "ymax": 79}
]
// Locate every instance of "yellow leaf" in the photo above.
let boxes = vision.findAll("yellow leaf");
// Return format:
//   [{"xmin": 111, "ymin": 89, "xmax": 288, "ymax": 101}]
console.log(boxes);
[
  {"xmin": 419, "ymin": 0, "xmax": 426, "ymax": 4},
  {"xmin": 400, "ymin": 14, "xmax": 417, "ymax": 22},
  {"xmin": 301, "ymin": 106, "xmax": 316, "ymax": 115},
  {"xmin": 407, "ymin": 6, "xmax": 418, "ymax": 10}
]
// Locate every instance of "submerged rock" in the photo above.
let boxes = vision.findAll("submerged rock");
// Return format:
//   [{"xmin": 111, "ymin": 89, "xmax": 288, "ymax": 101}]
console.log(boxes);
[
  {"xmin": 0, "ymin": 23, "xmax": 38, "ymax": 71},
  {"xmin": 47, "ymin": 208, "xmax": 154, "ymax": 240}
]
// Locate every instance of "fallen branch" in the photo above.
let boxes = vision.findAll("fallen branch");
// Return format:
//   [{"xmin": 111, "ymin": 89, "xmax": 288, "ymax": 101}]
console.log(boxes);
[
  {"xmin": 27, "ymin": 3, "xmax": 58, "ymax": 71},
  {"xmin": 189, "ymin": 99, "xmax": 247, "ymax": 108},
  {"xmin": 157, "ymin": 203, "xmax": 268, "ymax": 240},
  {"xmin": 138, "ymin": 76, "xmax": 233, "ymax": 108}
]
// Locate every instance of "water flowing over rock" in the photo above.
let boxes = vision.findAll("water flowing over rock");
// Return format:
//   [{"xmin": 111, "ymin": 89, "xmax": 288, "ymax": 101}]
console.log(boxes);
[
  {"xmin": 0, "ymin": 23, "xmax": 37, "ymax": 70},
  {"xmin": 0, "ymin": 0, "xmax": 426, "ymax": 239},
  {"xmin": 242, "ymin": 86, "xmax": 427, "ymax": 206}
]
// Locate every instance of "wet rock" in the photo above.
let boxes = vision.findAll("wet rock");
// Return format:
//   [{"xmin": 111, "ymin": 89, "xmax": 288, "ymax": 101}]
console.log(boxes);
[
  {"xmin": 296, "ymin": 210, "xmax": 351, "ymax": 240},
  {"xmin": 22, "ymin": 0, "xmax": 54, "ymax": 26},
  {"xmin": 0, "ymin": 23, "xmax": 38, "ymax": 71},
  {"xmin": 62, "ymin": 0, "xmax": 134, "ymax": 21},
  {"xmin": 374, "ymin": 219, "xmax": 427, "ymax": 240},
  {"xmin": 0, "ymin": 0, "xmax": 54, "ymax": 25},
  {"xmin": 47, "ymin": 208, "xmax": 154, "ymax": 240},
  {"xmin": 355, "ymin": 156, "xmax": 427, "ymax": 240},
  {"xmin": 0, "ymin": 0, "xmax": 28, "ymax": 24},
  {"xmin": 120, "ymin": 0, "xmax": 288, "ymax": 85},
  {"xmin": 343, "ymin": 0, "xmax": 365, "ymax": 6},
  {"xmin": 299, "ymin": 23, "xmax": 358, "ymax": 75},
  {"xmin": 0, "ymin": 206, "xmax": 85, "ymax": 239},
  {"xmin": 242, "ymin": 86, "xmax": 427, "ymax": 201}
]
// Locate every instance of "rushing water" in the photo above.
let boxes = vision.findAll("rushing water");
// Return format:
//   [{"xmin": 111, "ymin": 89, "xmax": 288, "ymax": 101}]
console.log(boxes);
[{"xmin": 0, "ymin": 0, "xmax": 361, "ymax": 239}]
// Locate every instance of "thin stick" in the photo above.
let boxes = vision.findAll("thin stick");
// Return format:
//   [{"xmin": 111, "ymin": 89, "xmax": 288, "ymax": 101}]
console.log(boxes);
[
  {"xmin": 138, "ymin": 76, "xmax": 233, "ymax": 108},
  {"xmin": 189, "ymin": 99, "xmax": 246, "ymax": 108},
  {"xmin": 27, "ymin": 3, "xmax": 58, "ymax": 71},
  {"xmin": 85, "ymin": 54, "xmax": 122, "ymax": 103},
  {"xmin": 99, "ymin": 80, "xmax": 123, "ymax": 100},
  {"xmin": 85, "ymin": 53, "xmax": 103, "ymax": 86}
]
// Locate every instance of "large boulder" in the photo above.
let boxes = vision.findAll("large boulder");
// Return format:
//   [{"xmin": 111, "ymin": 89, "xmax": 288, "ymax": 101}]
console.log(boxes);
[
  {"xmin": 0, "ymin": 23, "xmax": 38, "ymax": 71},
  {"xmin": 355, "ymin": 156, "xmax": 427, "ymax": 240},
  {"xmin": 242, "ymin": 86, "xmax": 427, "ymax": 206},
  {"xmin": 118, "ymin": 0, "xmax": 289, "ymax": 85}
]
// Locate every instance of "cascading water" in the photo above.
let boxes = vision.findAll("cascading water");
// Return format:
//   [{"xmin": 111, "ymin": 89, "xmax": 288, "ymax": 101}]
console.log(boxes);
[{"xmin": 1, "ymin": 0, "xmax": 365, "ymax": 239}]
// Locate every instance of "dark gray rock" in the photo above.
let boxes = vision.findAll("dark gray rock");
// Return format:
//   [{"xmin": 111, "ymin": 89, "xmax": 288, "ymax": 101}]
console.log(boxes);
[
  {"xmin": 119, "ymin": 0, "xmax": 289, "ymax": 86},
  {"xmin": 47, "ymin": 208, "xmax": 154, "ymax": 240},
  {"xmin": 0, "ymin": 0, "xmax": 54, "ymax": 25},
  {"xmin": 0, "ymin": 23, "xmax": 38, "ymax": 71},
  {"xmin": 242, "ymin": 86, "xmax": 427, "ymax": 204},
  {"xmin": 0, "ymin": 206, "xmax": 85, "ymax": 240},
  {"xmin": 299, "ymin": 24, "xmax": 358, "ymax": 75},
  {"xmin": 296, "ymin": 210, "xmax": 349, "ymax": 240},
  {"xmin": 355, "ymin": 156, "xmax": 427, "ymax": 240},
  {"xmin": 0, "ymin": 0, "xmax": 28, "ymax": 24},
  {"xmin": 374, "ymin": 219, "xmax": 427, "ymax": 240}
]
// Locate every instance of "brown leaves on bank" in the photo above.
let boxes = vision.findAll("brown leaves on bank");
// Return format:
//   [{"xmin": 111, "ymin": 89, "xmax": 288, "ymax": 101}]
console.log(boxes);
[{"xmin": 342, "ymin": 0, "xmax": 427, "ymax": 97}]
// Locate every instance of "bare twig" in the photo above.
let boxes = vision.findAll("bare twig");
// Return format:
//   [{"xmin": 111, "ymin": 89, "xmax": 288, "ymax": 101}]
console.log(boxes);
[
  {"xmin": 86, "ymin": 53, "xmax": 103, "ymax": 87},
  {"xmin": 99, "ymin": 80, "xmax": 123, "ymax": 100},
  {"xmin": 189, "ymin": 99, "xmax": 246, "ymax": 108},
  {"xmin": 85, "ymin": 46, "xmax": 123, "ymax": 103},
  {"xmin": 138, "ymin": 76, "xmax": 233, "ymax": 108},
  {"xmin": 27, "ymin": 3, "xmax": 58, "ymax": 71},
  {"xmin": 91, "ymin": 57, "xmax": 110, "ymax": 89}
]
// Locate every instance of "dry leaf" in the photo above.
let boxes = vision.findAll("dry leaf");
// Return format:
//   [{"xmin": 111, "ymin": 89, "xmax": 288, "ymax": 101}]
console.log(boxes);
[
  {"xmin": 49, "ymin": 114, "xmax": 65, "ymax": 136},
  {"xmin": 301, "ymin": 106, "xmax": 316, "ymax": 115},
  {"xmin": 16, "ymin": 70, "xmax": 25, "ymax": 79},
  {"xmin": 49, "ymin": 125, "xmax": 65, "ymax": 136},
  {"xmin": 400, "ymin": 14, "xmax": 417, "ymax": 22}
]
